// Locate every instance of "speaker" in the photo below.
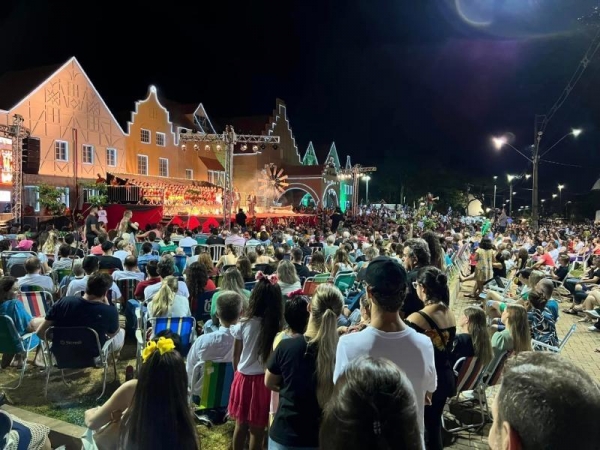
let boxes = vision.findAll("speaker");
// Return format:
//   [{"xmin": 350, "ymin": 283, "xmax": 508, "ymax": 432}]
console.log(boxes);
[{"xmin": 22, "ymin": 137, "xmax": 40, "ymax": 175}]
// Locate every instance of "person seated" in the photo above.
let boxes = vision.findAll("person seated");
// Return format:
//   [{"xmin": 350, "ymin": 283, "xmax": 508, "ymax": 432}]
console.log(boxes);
[
  {"xmin": 216, "ymin": 244, "xmax": 238, "ymax": 270},
  {"xmin": 137, "ymin": 242, "xmax": 159, "ymax": 266},
  {"xmin": 527, "ymin": 289, "xmax": 558, "ymax": 347},
  {"xmin": 65, "ymin": 256, "xmax": 123, "ymax": 305},
  {"xmin": 84, "ymin": 334, "xmax": 199, "ymax": 450},
  {"xmin": 187, "ymin": 291, "xmax": 242, "ymax": 406},
  {"xmin": 0, "ymin": 410, "xmax": 51, "ymax": 450},
  {"xmin": 531, "ymin": 246, "xmax": 555, "ymax": 270},
  {"xmin": 112, "ymin": 256, "xmax": 145, "ymax": 282},
  {"xmin": 90, "ymin": 234, "xmax": 108, "ymax": 256},
  {"xmin": 492, "ymin": 304, "xmax": 532, "ymax": 358},
  {"xmin": 37, "ymin": 272, "xmax": 125, "ymax": 354},
  {"xmin": 178, "ymin": 230, "xmax": 197, "ymax": 249},
  {"xmin": 52, "ymin": 244, "xmax": 78, "ymax": 271},
  {"xmin": 451, "ymin": 306, "xmax": 493, "ymax": 367},
  {"xmin": 98, "ymin": 241, "xmax": 124, "ymax": 272},
  {"xmin": 276, "ymin": 261, "xmax": 302, "ymax": 296},
  {"xmin": 146, "ymin": 276, "xmax": 191, "ymax": 321},
  {"xmin": 0, "ymin": 276, "xmax": 45, "ymax": 368},
  {"xmin": 552, "ymin": 254, "xmax": 570, "ymax": 282},
  {"xmin": 17, "ymin": 256, "xmax": 54, "ymax": 293},
  {"xmin": 113, "ymin": 240, "xmax": 132, "ymax": 263}
]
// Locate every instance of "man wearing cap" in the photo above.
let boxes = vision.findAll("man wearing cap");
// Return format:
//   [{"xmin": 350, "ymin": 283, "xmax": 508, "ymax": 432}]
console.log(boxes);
[{"xmin": 333, "ymin": 256, "xmax": 436, "ymax": 445}]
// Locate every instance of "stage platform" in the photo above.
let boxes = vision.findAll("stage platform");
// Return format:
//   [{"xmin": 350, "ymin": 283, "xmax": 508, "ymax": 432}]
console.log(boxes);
[{"xmin": 103, "ymin": 204, "xmax": 317, "ymax": 231}]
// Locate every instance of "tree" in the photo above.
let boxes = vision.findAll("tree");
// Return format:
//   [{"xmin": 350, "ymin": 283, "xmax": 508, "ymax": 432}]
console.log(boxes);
[{"xmin": 37, "ymin": 184, "xmax": 66, "ymax": 217}]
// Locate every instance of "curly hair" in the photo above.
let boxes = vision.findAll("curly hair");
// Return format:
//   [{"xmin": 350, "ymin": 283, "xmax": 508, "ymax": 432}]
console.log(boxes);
[{"xmin": 184, "ymin": 261, "xmax": 209, "ymax": 302}]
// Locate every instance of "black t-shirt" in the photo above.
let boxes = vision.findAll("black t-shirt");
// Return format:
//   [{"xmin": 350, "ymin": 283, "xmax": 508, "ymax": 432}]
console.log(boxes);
[
  {"xmin": 46, "ymin": 296, "xmax": 119, "ymax": 346},
  {"xmin": 85, "ymin": 214, "xmax": 98, "ymax": 239},
  {"xmin": 293, "ymin": 263, "xmax": 311, "ymax": 279},
  {"xmin": 267, "ymin": 336, "xmax": 321, "ymax": 447},
  {"xmin": 402, "ymin": 268, "xmax": 425, "ymax": 317},
  {"xmin": 554, "ymin": 265, "xmax": 569, "ymax": 282},
  {"xmin": 451, "ymin": 333, "xmax": 475, "ymax": 367},
  {"xmin": 331, "ymin": 213, "xmax": 343, "ymax": 232},
  {"xmin": 98, "ymin": 255, "xmax": 124, "ymax": 271},
  {"xmin": 206, "ymin": 235, "xmax": 225, "ymax": 246}
]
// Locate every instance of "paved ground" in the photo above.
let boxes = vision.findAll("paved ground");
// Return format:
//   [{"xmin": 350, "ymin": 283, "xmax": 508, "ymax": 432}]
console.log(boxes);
[{"xmin": 446, "ymin": 276, "xmax": 600, "ymax": 449}]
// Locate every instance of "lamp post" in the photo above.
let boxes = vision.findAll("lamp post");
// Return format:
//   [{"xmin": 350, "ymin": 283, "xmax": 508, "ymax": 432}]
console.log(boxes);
[
  {"xmin": 363, "ymin": 175, "xmax": 371, "ymax": 205},
  {"xmin": 558, "ymin": 184, "xmax": 565, "ymax": 207},
  {"xmin": 493, "ymin": 175, "xmax": 497, "ymax": 210},
  {"xmin": 493, "ymin": 128, "xmax": 581, "ymax": 232},
  {"xmin": 507, "ymin": 174, "xmax": 516, "ymax": 217}
]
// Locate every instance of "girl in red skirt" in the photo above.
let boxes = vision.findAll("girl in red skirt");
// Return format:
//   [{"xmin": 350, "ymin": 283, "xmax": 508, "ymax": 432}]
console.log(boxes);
[{"xmin": 229, "ymin": 273, "xmax": 284, "ymax": 450}]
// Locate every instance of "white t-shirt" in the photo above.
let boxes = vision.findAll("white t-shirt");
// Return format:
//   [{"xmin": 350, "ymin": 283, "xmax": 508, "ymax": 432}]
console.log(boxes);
[
  {"xmin": 230, "ymin": 317, "xmax": 264, "ymax": 375},
  {"xmin": 186, "ymin": 326, "xmax": 234, "ymax": 396},
  {"xmin": 65, "ymin": 275, "xmax": 122, "ymax": 300},
  {"xmin": 147, "ymin": 294, "xmax": 191, "ymax": 319},
  {"xmin": 334, "ymin": 325, "xmax": 436, "ymax": 441},
  {"xmin": 17, "ymin": 273, "xmax": 54, "ymax": 292},
  {"xmin": 144, "ymin": 280, "xmax": 189, "ymax": 302},
  {"xmin": 178, "ymin": 237, "xmax": 197, "ymax": 248}
]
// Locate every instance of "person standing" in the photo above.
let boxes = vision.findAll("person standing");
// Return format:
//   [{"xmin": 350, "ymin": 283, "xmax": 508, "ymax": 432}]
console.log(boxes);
[
  {"xmin": 85, "ymin": 206, "xmax": 100, "ymax": 249},
  {"xmin": 334, "ymin": 257, "xmax": 436, "ymax": 448},
  {"xmin": 236, "ymin": 209, "xmax": 247, "ymax": 229},
  {"xmin": 330, "ymin": 208, "xmax": 344, "ymax": 233}
]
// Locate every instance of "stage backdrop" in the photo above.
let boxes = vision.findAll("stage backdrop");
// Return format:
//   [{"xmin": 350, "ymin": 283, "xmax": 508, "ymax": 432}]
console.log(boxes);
[{"xmin": 102, "ymin": 204, "xmax": 163, "ymax": 230}]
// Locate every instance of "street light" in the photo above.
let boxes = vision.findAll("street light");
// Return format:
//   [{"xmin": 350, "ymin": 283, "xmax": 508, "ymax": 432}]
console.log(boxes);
[
  {"xmin": 363, "ymin": 175, "xmax": 371, "ymax": 205},
  {"xmin": 565, "ymin": 200, "xmax": 572, "ymax": 220},
  {"xmin": 558, "ymin": 184, "xmax": 565, "ymax": 207},
  {"xmin": 492, "ymin": 128, "xmax": 581, "ymax": 231}
]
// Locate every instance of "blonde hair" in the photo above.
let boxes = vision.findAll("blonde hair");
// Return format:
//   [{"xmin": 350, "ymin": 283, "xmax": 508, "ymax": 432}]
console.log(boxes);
[
  {"xmin": 505, "ymin": 304, "xmax": 532, "ymax": 353},
  {"xmin": 309, "ymin": 284, "xmax": 344, "ymax": 407},
  {"xmin": 464, "ymin": 307, "xmax": 493, "ymax": 366},
  {"xmin": 150, "ymin": 276, "xmax": 178, "ymax": 317},
  {"xmin": 277, "ymin": 260, "xmax": 299, "ymax": 284}
]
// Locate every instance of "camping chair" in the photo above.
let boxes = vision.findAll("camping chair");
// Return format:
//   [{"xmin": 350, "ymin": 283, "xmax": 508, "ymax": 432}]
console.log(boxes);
[
  {"xmin": 116, "ymin": 278, "xmax": 139, "ymax": 306},
  {"xmin": 43, "ymin": 326, "xmax": 117, "ymax": 400},
  {"xmin": 333, "ymin": 272, "xmax": 356, "ymax": 295},
  {"xmin": 302, "ymin": 276, "xmax": 330, "ymax": 296},
  {"xmin": 532, "ymin": 323, "xmax": 577, "ymax": 353},
  {"xmin": 194, "ymin": 361, "xmax": 234, "ymax": 427},
  {"xmin": 149, "ymin": 316, "xmax": 196, "ymax": 356},
  {"xmin": 0, "ymin": 315, "xmax": 40, "ymax": 389},
  {"xmin": 174, "ymin": 254, "xmax": 187, "ymax": 274},
  {"xmin": 442, "ymin": 356, "xmax": 487, "ymax": 433},
  {"xmin": 18, "ymin": 291, "xmax": 52, "ymax": 317},
  {"xmin": 55, "ymin": 269, "xmax": 72, "ymax": 285},
  {"xmin": 194, "ymin": 290, "xmax": 217, "ymax": 320}
]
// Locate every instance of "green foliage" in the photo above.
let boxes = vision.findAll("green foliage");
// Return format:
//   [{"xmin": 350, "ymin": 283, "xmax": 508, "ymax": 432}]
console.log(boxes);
[
  {"xmin": 80, "ymin": 181, "xmax": 108, "ymax": 208},
  {"xmin": 37, "ymin": 184, "xmax": 66, "ymax": 216}
]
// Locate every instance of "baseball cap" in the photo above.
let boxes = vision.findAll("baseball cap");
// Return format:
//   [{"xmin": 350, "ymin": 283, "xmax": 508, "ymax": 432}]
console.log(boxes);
[{"xmin": 365, "ymin": 256, "xmax": 407, "ymax": 294}]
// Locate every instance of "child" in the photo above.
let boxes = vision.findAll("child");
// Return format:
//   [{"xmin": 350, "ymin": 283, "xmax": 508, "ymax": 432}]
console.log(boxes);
[
  {"xmin": 186, "ymin": 291, "xmax": 243, "ymax": 418},
  {"xmin": 229, "ymin": 276, "xmax": 283, "ymax": 450}
]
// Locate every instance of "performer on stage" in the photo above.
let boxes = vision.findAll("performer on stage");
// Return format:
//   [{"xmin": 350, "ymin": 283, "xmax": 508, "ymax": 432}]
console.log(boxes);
[
  {"xmin": 247, "ymin": 191, "xmax": 257, "ymax": 217},
  {"xmin": 426, "ymin": 192, "xmax": 439, "ymax": 213},
  {"xmin": 233, "ymin": 188, "xmax": 241, "ymax": 212}
]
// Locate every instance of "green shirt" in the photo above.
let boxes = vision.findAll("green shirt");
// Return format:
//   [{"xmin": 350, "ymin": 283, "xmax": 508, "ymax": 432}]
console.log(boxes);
[
  {"xmin": 491, "ymin": 328, "xmax": 513, "ymax": 357},
  {"xmin": 209, "ymin": 289, "xmax": 251, "ymax": 317}
]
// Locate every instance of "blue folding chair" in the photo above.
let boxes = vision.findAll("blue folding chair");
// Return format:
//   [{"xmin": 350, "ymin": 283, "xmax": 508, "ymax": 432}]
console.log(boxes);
[{"xmin": 150, "ymin": 316, "xmax": 196, "ymax": 356}]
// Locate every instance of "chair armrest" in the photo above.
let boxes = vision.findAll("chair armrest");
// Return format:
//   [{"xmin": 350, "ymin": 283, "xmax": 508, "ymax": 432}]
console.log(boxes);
[
  {"xmin": 531, "ymin": 339, "xmax": 558, "ymax": 352},
  {"xmin": 452, "ymin": 357, "xmax": 466, "ymax": 377}
]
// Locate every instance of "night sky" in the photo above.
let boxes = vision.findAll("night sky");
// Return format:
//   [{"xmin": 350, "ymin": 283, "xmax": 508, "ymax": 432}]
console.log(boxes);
[{"xmin": 2, "ymin": 0, "xmax": 600, "ymax": 206}]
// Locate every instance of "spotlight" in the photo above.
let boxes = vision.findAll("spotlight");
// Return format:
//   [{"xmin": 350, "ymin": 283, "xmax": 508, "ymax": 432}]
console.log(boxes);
[
  {"xmin": 253, "ymin": 145, "xmax": 259, "ymax": 152},
  {"xmin": 205, "ymin": 145, "xmax": 211, "ymax": 151},
  {"xmin": 241, "ymin": 144, "xmax": 248, "ymax": 151},
  {"xmin": 181, "ymin": 129, "xmax": 187, "ymax": 134},
  {"xmin": 272, "ymin": 144, "xmax": 278, "ymax": 150},
  {"xmin": 216, "ymin": 145, "xmax": 222, "ymax": 151},
  {"xmin": 193, "ymin": 144, "xmax": 199, "ymax": 151},
  {"xmin": 260, "ymin": 144, "xmax": 266, "ymax": 150},
  {"xmin": 181, "ymin": 144, "xmax": 186, "ymax": 151}
]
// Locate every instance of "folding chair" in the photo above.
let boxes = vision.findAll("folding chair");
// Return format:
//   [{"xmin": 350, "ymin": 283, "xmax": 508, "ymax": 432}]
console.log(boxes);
[
  {"xmin": 232, "ymin": 245, "xmax": 245, "ymax": 257},
  {"xmin": 442, "ymin": 356, "xmax": 487, "ymax": 433},
  {"xmin": 181, "ymin": 246, "xmax": 193, "ymax": 257},
  {"xmin": 174, "ymin": 254, "xmax": 187, "ymax": 274},
  {"xmin": 532, "ymin": 323, "xmax": 576, "ymax": 353},
  {"xmin": 333, "ymin": 272, "xmax": 356, "ymax": 295},
  {"xmin": 43, "ymin": 326, "xmax": 117, "ymax": 400},
  {"xmin": 209, "ymin": 245, "xmax": 226, "ymax": 264},
  {"xmin": 0, "ymin": 315, "xmax": 40, "ymax": 389},
  {"xmin": 116, "ymin": 278, "xmax": 139, "ymax": 305},
  {"xmin": 149, "ymin": 316, "xmax": 196, "ymax": 356},
  {"xmin": 18, "ymin": 291, "xmax": 51, "ymax": 317},
  {"xmin": 55, "ymin": 269, "xmax": 72, "ymax": 285},
  {"xmin": 194, "ymin": 290, "xmax": 217, "ymax": 320},
  {"xmin": 194, "ymin": 361, "xmax": 234, "ymax": 427}
]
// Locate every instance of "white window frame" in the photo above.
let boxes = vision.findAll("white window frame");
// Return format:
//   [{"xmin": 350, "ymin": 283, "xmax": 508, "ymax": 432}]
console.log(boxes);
[
  {"xmin": 55, "ymin": 140, "xmax": 68, "ymax": 162},
  {"xmin": 24, "ymin": 186, "xmax": 40, "ymax": 212},
  {"xmin": 82, "ymin": 144, "xmax": 94, "ymax": 164},
  {"xmin": 59, "ymin": 187, "xmax": 70, "ymax": 209},
  {"xmin": 159, "ymin": 158, "xmax": 169, "ymax": 177},
  {"xmin": 106, "ymin": 148, "xmax": 117, "ymax": 167},
  {"xmin": 137, "ymin": 154, "xmax": 148, "ymax": 175},
  {"xmin": 185, "ymin": 169, "xmax": 193, "ymax": 180},
  {"xmin": 156, "ymin": 132, "xmax": 166, "ymax": 147},
  {"xmin": 140, "ymin": 128, "xmax": 151, "ymax": 144}
]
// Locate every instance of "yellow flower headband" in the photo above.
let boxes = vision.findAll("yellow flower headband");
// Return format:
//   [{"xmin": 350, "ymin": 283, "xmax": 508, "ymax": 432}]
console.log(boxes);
[{"xmin": 141, "ymin": 337, "xmax": 175, "ymax": 363}]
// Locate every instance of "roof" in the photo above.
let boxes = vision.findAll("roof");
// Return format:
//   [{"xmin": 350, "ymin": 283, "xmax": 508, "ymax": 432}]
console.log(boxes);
[
  {"xmin": 198, "ymin": 156, "xmax": 225, "ymax": 171},
  {"xmin": 0, "ymin": 63, "xmax": 63, "ymax": 110}
]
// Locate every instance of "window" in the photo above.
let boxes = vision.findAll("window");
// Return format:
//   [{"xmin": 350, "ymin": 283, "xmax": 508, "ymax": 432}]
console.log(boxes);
[
  {"xmin": 23, "ymin": 186, "xmax": 40, "ymax": 212},
  {"xmin": 207, "ymin": 170, "xmax": 225, "ymax": 187},
  {"xmin": 140, "ymin": 129, "xmax": 150, "ymax": 144},
  {"xmin": 82, "ymin": 187, "xmax": 100, "ymax": 207},
  {"xmin": 59, "ymin": 187, "xmax": 70, "ymax": 209},
  {"xmin": 106, "ymin": 148, "xmax": 117, "ymax": 167},
  {"xmin": 55, "ymin": 141, "xmax": 68, "ymax": 161},
  {"xmin": 344, "ymin": 185, "xmax": 353, "ymax": 195},
  {"xmin": 137, "ymin": 155, "xmax": 148, "ymax": 175},
  {"xmin": 156, "ymin": 132, "xmax": 166, "ymax": 147},
  {"xmin": 159, "ymin": 158, "xmax": 169, "ymax": 177},
  {"xmin": 185, "ymin": 169, "xmax": 193, "ymax": 180},
  {"xmin": 82, "ymin": 145, "xmax": 94, "ymax": 164}
]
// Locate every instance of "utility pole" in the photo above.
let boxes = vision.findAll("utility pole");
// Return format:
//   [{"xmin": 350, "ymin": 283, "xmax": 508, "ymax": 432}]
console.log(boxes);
[{"xmin": 179, "ymin": 126, "xmax": 280, "ymax": 229}]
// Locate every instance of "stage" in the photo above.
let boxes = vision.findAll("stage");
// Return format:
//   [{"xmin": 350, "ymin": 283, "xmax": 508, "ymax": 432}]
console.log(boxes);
[{"xmin": 103, "ymin": 204, "xmax": 318, "ymax": 231}]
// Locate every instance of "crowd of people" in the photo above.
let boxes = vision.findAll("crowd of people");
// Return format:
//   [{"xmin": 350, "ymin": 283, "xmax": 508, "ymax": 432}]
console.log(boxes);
[{"xmin": 0, "ymin": 204, "xmax": 598, "ymax": 449}]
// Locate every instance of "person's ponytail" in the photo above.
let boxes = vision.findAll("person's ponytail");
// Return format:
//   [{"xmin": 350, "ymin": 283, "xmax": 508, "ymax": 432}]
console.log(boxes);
[{"xmin": 150, "ymin": 276, "xmax": 176, "ymax": 317}]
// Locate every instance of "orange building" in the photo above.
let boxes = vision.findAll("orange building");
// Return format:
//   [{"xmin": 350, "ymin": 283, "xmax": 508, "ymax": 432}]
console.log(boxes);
[
  {"xmin": 0, "ymin": 57, "xmax": 127, "ymax": 214},
  {"xmin": 121, "ymin": 86, "xmax": 224, "ymax": 184}
]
